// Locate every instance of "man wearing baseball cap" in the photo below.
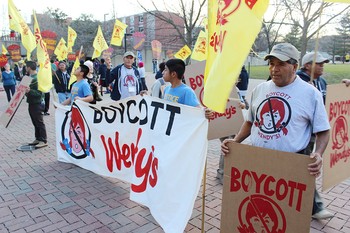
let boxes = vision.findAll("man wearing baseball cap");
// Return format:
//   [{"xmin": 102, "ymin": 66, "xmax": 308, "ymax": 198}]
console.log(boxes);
[
  {"xmin": 221, "ymin": 43, "xmax": 332, "ymax": 220},
  {"xmin": 106, "ymin": 51, "xmax": 146, "ymax": 101},
  {"xmin": 297, "ymin": 52, "xmax": 329, "ymax": 104}
]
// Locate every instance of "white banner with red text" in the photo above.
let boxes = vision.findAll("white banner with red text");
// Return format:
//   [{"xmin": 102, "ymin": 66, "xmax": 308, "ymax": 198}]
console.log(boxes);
[{"xmin": 55, "ymin": 95, "xmax": 209, "ymax": 233}]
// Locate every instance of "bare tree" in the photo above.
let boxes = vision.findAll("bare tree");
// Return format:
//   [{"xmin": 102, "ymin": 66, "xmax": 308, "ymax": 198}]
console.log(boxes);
[
  {"xmin": 282, "ymin": 0, "xmax": 350, "ymax": 59},
  {"xmin": 260, "ymin": 1, "xmax": 289, "ymax": 53},
  {"xmin": 137, "ymin": 0, "xmax": 206, "ymax": 63}
]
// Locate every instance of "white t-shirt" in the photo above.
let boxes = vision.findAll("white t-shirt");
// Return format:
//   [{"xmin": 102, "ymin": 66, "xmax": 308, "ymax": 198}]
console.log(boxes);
[
  {"xmin": 119, "ymin": 66, "xmax": 138, "ymax": 100},
  {"xmin": 247, "ymin": 76, "xmax": 330, "ymax": 153}
]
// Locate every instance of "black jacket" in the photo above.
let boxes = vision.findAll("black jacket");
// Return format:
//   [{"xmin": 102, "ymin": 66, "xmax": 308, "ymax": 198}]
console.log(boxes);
[
  {"xmin": 53, "ymin": 70, "xmax": 71, "ymax": 93},
  {"xmin": 106, "ymin": 64, "xmax": 143, "ymax": 101}
]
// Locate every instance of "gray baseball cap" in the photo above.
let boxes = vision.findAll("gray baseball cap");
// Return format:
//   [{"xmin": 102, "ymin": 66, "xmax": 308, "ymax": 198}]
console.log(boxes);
[
  {"xmin": 302, "ymin": 52, "xmax": 329, "ymax": 67},
  {"xmin": 264, "ymin": 43, "xmax": 300, "ymax": 62},
  {"xmin": 123, "ymin": 51, "xmax": 135, "ymax": 58}
]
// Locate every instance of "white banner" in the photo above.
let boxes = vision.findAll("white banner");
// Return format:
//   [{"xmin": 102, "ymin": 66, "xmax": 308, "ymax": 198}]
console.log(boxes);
[{"xmin": 55, "ymin": 95, "xmax": 209, "ymax": 233}]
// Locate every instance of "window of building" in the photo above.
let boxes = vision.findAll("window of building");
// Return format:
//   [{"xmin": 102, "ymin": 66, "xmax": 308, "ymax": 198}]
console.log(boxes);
[
  {"xmin": 129, "ymin": 27, "xmax": 135, "ymax": 33},
  {"xmin": 138, "ymin": 26, "xmax": 144, "ymax": 32},
  {"xmin": 139, "ymin": 15, "xmax": 144, "ymax": 23},
  {"xmin": 130, "ymin": 16, "xmax": 134, "ymax": 25}
]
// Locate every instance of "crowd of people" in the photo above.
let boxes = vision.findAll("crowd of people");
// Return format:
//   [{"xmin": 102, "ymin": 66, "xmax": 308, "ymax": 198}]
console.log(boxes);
[{"xmin": 1, "ymin": 43, "xmax": 350, "ymax": 225}]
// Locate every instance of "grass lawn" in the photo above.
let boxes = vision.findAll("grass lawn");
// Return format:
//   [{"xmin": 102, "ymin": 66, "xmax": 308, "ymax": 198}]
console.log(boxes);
[{"xmin": 248, "ymin": 63, "xmax": 350, "ymax": 84}]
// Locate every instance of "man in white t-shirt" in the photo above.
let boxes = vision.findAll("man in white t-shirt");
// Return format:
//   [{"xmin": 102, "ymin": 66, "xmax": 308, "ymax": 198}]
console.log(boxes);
[
  {"xmin": 106, "ymin": 51, "xmax": 146, "ymax": 101},
  {"xmin": 221, "ymin": 43, "xmax": 332, "ymax": 220}
]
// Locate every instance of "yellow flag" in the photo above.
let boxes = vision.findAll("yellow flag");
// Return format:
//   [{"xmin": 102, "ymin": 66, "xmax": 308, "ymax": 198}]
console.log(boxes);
[
  {"xmin": 54, "ymin": 38, "xmax": 68, "ymax": 61},
  {"xmin": 110, "ymin": 19, "xmax": 128, "ymax": 46},
  {"xmin": 191, "ymin": 30, "xmax": 207, "ymax": 61},
  {"xmin": 33, "ymin": 11, "xmax": 52, "ymax": 93},
  {"xmin": 8, "ymin": 0, "xmax": 36, "ymax": 60},
  {"xmin": 67, "ymin": 26, "xmax": 77, "ymax": 53},
  {"xmin": 68, "ymin": 57, "xmax": 80, "ymax": 86},
  {"xmin": 92, "ymin": 49, "xmax": 100, "ymax": 59},
  {"xmin": 204, "ymin": 0, "xmax": 269, "ymax": 113},
  {"xmin": 324, "ymin": 0, "xmax": 350, "ymax": 2},
  {"xmin": 93, "ymin": 25, "xmax": 108, "ymax": 58},
  {"xmin": 2, "ymin": 44, "xmax": 8, "ymax": 55},
  {"xmin": 174, "ymin": 45, "xmax": 192, "ymax": 60}
]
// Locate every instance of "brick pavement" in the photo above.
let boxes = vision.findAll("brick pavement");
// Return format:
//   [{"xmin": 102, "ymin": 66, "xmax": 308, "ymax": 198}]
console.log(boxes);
[{"xmin": 1, "ymin": 83, "xmax": 350, "ymax": 233}]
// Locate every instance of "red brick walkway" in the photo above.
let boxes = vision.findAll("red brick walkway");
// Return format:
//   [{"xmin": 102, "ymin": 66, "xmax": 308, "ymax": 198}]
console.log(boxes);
[{"xmin": 0, "ymin": 85, "xmax": 350, "ymax": 232}]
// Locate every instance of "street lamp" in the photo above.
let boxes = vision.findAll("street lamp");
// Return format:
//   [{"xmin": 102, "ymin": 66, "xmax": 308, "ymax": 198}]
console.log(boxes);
[{"xmin": 124, "ymin": 33, "xmax": 133, "ymax": 53}]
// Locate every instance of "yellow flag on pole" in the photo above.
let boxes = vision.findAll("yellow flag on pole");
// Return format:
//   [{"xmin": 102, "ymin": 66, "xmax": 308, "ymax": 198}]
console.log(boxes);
[
  {"xmin": 67, "ymin": 26, "xmax": 77, "ymax": 53},
  {"xmin": 174, "ymin": 45, "xmax": 192, "ymax": 60},
  {"xmin": 92, "ymin": 25, "xmax": 108, "ymax": 59},
  {"xmin": 33, "ymin": 11, "xmax": 53, "ymax": 93},
  {"xmin": 54, "ymin": 38, "xmax": 68, "ymax": 61},
  {"xmin": 110, "ymin": 19, "xmax": 128, "ymax": 46},
  {"xmin": 324, "ymin": 0, "xmax": 350, "ymax": 2},
  {"xmin": 191, "ymin": 30, "xmax": 207, "ymax": 61},
  {"xmin": 8, "ymin": 0, "xmax": 36, "ymax": 60},
  {"xmin": 68, "ymin": 57, "xmax": 80, "ymax": 86},
  {"xmin": 2, "ymin": 44, "xmax": 8, "ymax": 55},
  {"xmin": 204, "ymin": 0, "xmax": 269, "ymax": 113}
]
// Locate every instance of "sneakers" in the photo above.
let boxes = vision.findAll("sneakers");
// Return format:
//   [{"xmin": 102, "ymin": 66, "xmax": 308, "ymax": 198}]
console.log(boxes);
[
  {"xmin": 312, "ymin": 209, "xmax": 334, "ymax": 220},
  {"xmin": 29, "ymin": 139, "xmax": 40, "ymax": 145},
  {"xmin": 35, "ymin": 141, "xmax": 48, "ymax": 148}
]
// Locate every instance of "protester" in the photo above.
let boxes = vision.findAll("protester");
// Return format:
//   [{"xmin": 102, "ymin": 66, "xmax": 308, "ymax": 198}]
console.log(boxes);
[
  {"xmin": 236, "ymin": 65, "xmax": 250, "ymax": 108},
  {"xmin": 2, "ymin": 63, "xmax": 16, "ymax": 102},
  {"xmin": 221, "ymin": 43, "xmax": 331, "ymax": 220},
  {"xmin": 297, "ymin": 52, "xmax": 329, "ymax": 103},
  {"xmin": 98, "ymin": 58, "xmax": 109, "ymax": 94},
  {"xmin": 14, "ymin": 60, "xmax": 26, "ymax": 83},
  {"xmin": 162, "ymin": 59, "xmax": 212, "ymax": 119},
  {"xmin": 62, "ymin": 64, "xmax": 93, "ymax": 106},
  {"xmin": 84, "ymin": 60, "xmax": 102, "ymax": 103},
  {"xmin": 155, "ymin": 62, "xmax": 165, "ymax": 80},
  {"xmin": 295, "ymin": 51, "xmax": 333, "ymax": 219},
  {"xmin": 25, "ymin": 61, "xmax": 48, "ymax": 148},
  {"xmin": 152, "ymin": 59, "xmax": 158, "ymax": 73},
  {"xmin": 53, "ymin": 61, "xmax": 71, "ymax": 103},
  {"xmin": 138, "ymin": 61, "xmax": 148, "ymax": 91},
  {"xmin": 106, "ymin": 51, "xmax": 146, "ymax": 101},
  {"xmin": 150, "ymin": 77, "xmax": 168, "ymax": 98}
]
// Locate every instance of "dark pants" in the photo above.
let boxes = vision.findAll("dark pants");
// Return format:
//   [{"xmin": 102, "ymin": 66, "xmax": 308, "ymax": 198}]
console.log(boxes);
[
  {"xmin": 140, "ymin": 78, "xmax": 148, "ymax": 91},
  {"xmin": 29, "ymin": 103, "xmax": 47, "ymax": 143},
  {"xmin": 44, "ymin": 92, "xmax": 50, "ymax": 113},
  {"xmin": 4, "ymin": 85, "xmax": 16, "ymax": 102}
]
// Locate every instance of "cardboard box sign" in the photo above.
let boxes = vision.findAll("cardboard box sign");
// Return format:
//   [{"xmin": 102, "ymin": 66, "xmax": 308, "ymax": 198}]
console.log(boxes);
[
  {"xmin": 323, "ymin": 83, "xmax": 350, "ymax": 190},
  {"xmin": 184, "ymin": 61, "xmax": 244, "ymax": 140},
  {"xmin": 0, "ymin": 76, "xmax": 32, "ymax": 128},
  {"xmin": 221, "ymin": 143, "xmax": 315, "ymax": 233}
]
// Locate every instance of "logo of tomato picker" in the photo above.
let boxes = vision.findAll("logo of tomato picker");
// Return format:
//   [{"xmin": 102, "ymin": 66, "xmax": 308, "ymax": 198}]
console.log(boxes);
[{"xmin": 216, "ymin": 0, "xmax": 241, "ymax": 25}]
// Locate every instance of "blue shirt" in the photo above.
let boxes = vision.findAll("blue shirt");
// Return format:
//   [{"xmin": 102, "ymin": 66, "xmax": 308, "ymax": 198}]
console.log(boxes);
[
  {"xmin": 163, "ymin": 83, "xmax": 199, "ymax": 107},
  {"xmin": 70, "ymin": 79, "xmax": 92, "ymax": 105}
]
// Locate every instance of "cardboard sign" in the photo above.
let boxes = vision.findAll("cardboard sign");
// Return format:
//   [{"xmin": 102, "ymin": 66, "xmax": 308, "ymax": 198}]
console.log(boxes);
[
  {"xmin": 221, "ymin": 143, "xmax": 315, "ymax": 233},
  {"xmin": 0, "ymin": 76, "xmax": 32, "ymax": 128},
  {"xmin": 184, "ymin": 61, "xmax": 244, "ymax": 140},
  {"xmin": 323, "ymin": 83, "xmax": 350, "ymax": 190}
]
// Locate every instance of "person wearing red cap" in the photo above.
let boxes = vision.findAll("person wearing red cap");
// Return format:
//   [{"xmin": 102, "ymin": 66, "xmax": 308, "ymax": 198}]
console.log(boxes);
[{"xmin": 138, "ymin": 61, "xmax": 148, "ymax": 91}]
